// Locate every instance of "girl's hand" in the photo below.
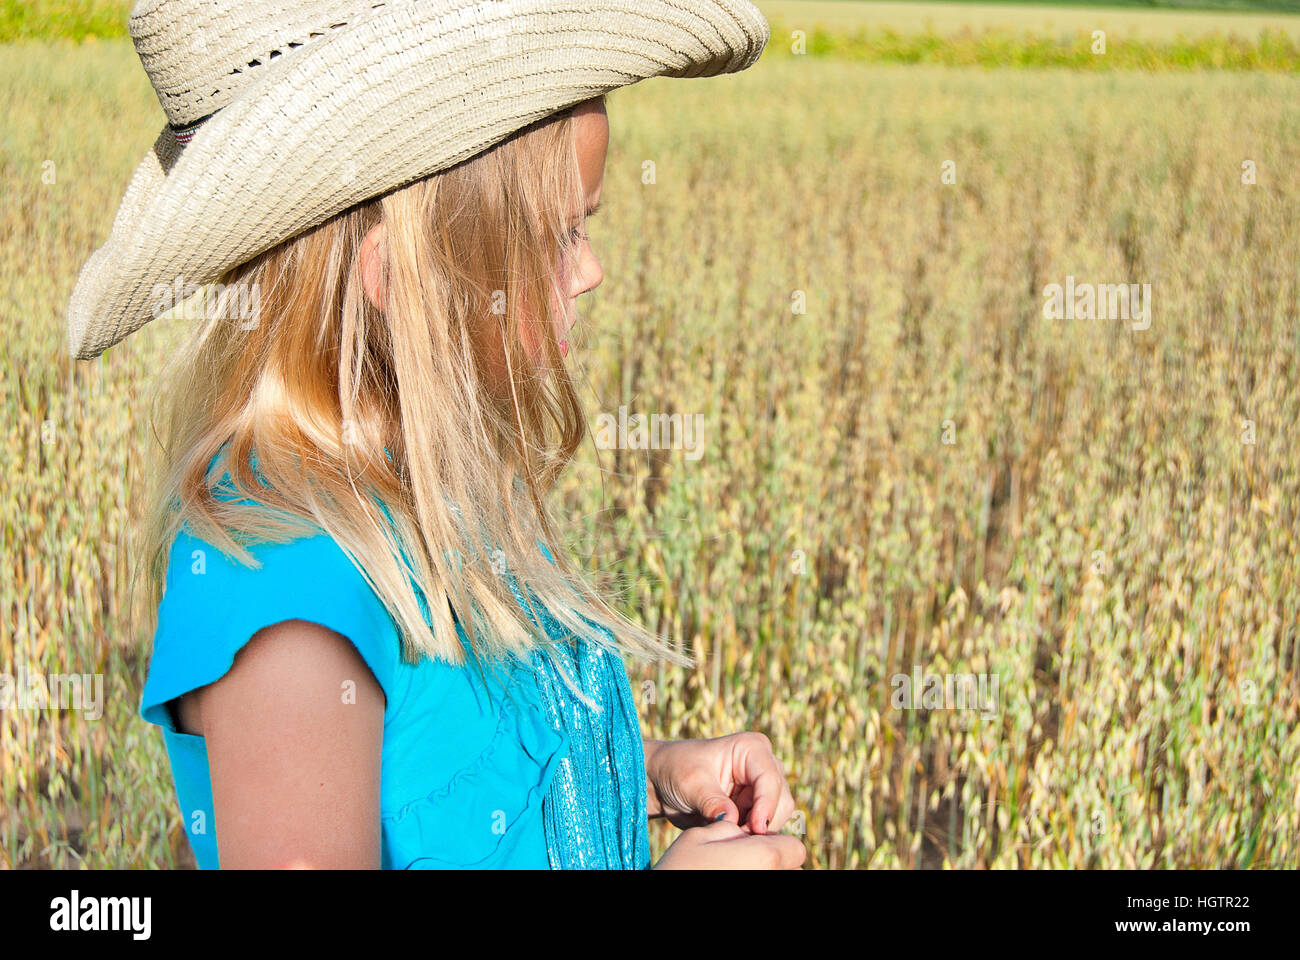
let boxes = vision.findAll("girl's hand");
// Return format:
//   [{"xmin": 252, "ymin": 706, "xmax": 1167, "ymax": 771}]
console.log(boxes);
[
  {"xmin": 646, "ymin": 732, "xmax": 797, "ymax": 835},
  {"xmin": 652, "ymin": 818, "xmax": 805, "ymax": 869}
]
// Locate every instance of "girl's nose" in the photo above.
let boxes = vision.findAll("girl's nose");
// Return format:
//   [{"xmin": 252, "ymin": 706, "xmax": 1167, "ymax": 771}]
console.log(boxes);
[{"xmin": 580, "ymin": 253, "xmax": 603, "ymax": 296}]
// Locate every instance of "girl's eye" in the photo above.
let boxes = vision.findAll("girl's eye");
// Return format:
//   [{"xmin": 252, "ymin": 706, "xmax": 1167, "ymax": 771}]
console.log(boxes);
[{"xmin": 565, "ymin": 224, "xmax": 588, "ymax": 246}]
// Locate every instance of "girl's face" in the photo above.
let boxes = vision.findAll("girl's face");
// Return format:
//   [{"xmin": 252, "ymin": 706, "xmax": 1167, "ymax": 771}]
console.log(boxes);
[{"xmin": 523, "ymin": 97, "xmax": 607, "ymax": 365}]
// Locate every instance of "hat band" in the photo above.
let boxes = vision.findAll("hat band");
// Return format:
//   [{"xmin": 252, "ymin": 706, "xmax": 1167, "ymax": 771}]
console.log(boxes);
[{"xmin": 171, "ymin": 111, "xmax": 217, "ymax": 146}]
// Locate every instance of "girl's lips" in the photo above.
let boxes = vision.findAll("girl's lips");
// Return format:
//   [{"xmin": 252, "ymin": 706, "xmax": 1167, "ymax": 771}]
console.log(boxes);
[{"xmin": 560, "ymin": 338, "xmax": 569, "ymax": 356}]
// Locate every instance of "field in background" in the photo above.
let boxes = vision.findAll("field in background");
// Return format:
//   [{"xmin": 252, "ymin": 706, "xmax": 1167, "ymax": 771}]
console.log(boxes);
[
  {"xmin": 759, "ymin": 0, "xmax": 1300, "ymax": 38},
  {"xmin": 0, "ymin": 0, "xmax": 131, "ymax": 41},
  {"xmin": 3, "ymin": 20, "xmax": 1299, "ymax": 868},
  {"xmin": 9, "ymin": 0, "xmax": 1300, "ymax": 43},
  {"xmin": 756, "ymin": 1, "xmax": 1300, "ymax": 68},
  {"xmin": 9, "ymin": 1, "xmax": 1300, "ymax": 70}
]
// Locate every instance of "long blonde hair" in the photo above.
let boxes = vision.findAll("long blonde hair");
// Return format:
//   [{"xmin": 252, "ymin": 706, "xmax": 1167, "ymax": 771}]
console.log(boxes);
[{"xmin": 134, "ymin": 95, "xmax": 691, "ymax": 704}]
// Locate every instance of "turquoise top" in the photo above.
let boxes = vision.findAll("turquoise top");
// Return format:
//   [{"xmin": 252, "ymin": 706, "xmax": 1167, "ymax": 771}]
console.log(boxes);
[{"xmin": 139, "ymin": 450, "xmax": 651, "ymax": 869}]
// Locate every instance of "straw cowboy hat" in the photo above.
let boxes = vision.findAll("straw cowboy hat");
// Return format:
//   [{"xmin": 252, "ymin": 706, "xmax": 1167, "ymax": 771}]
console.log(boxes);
[{"xmin": 65, "ymin": 0, "xmax": 770, "ymax": 361}]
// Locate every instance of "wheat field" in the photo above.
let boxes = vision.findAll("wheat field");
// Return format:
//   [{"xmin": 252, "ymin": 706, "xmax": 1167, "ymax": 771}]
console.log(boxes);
[{"xmin": 2, "ymin": 20, "xmax": 1299, "ymax": 868}]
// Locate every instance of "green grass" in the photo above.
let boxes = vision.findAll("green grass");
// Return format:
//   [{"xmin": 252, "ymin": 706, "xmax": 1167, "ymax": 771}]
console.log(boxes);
[
  {"xmin": 0, "ymin": 0, "xmax": 130, "ymax": 42},
  {"xmin": 775, "ymin": 0, "xmax": 1300, "ymax": 13},
  {"xmin": 886, "ymin": 0, "xmax": 1300, "ymax": 11},
  {"xmin": 760, "ymin": 1, "xmax": 1300, "ymax": 40},
  {"xmin": 763, "ymin": 20, "xmax": 1300, "ymax": 68}
]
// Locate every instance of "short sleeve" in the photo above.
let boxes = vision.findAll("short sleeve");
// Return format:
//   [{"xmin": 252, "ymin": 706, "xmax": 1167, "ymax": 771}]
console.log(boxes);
[{"xmin": 140, "ymin": 523, "xmax": 406, "ymax": 731}]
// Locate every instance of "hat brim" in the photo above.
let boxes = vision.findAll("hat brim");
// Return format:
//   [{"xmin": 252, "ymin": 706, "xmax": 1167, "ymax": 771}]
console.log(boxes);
[{"xmin": 66, "ymin": 0, "xmax": 769, "ymax": 360}]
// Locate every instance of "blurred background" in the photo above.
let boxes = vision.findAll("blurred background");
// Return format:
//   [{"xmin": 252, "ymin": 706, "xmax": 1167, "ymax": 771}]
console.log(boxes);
[{"xmin": 2, "ymin": 0, "xmax": 1298, "ymax": 868}]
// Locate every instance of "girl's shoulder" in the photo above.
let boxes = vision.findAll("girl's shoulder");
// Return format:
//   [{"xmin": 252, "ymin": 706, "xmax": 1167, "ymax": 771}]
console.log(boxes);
[{"xmin": 140, "ymin": 455, "xmax": 406, "ymax": 733}]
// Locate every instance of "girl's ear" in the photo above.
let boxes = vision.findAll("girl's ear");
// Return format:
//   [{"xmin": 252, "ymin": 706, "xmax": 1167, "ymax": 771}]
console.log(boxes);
[{"xmin": 359, "ymin": 221, "xmax": 387, "ymax": 313}]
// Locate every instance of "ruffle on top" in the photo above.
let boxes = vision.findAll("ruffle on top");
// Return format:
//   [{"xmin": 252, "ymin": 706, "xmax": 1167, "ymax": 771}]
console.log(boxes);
[{"xmin": 381, "ymin": 668, "xmax": 568, "ymax": 869}]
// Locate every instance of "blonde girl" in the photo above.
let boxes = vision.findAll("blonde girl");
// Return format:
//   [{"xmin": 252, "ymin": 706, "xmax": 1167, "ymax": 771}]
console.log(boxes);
[{"xmin": 67, "ymin": 0, "xmax": 803, "ymax": 870}]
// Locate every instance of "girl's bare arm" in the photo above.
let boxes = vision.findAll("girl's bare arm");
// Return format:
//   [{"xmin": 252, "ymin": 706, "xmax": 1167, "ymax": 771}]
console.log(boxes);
[{"xmin": 188, "ymin": 619, "xmax": 385, "ymax": 868}]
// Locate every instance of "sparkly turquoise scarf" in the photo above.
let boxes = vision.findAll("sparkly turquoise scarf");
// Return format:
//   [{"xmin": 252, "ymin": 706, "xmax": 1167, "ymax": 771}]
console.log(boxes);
[
  {"xmin": 527, "ymin": 628, "xmax": 652, "ymax": 869},
  {"xmin": 505, "ymin": 573, "xmax": 652, "ymax": 870}
]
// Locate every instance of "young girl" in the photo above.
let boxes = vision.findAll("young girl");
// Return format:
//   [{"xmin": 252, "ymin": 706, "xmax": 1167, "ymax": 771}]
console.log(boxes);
[{"xmin": 67, "ymin": 0, "xmax": 802, "ymax": 869}]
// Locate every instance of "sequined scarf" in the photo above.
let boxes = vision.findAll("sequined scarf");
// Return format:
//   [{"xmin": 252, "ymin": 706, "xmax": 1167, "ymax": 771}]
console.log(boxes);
[
  {"xmin": 528, "ymin": 631, "xmax": 651, "ymax": 869},
  {"xmin": 500, "ymin": 569, "xmax": 651, "ymax": 870}
]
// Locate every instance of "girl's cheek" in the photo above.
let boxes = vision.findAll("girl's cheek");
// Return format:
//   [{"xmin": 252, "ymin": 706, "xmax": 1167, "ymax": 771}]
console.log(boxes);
[
  {"xmin": 521, "ymin": 278, "xmax": 569, "ymax": 363},
  {"xmin": 519, "ymin": 309, "xmax": 538, "ymax": 356},
  {"xmin": 512, "ymin": 283, "xmax": 541, "ymax": 360},
  {"xmin": 517, "ymin": 315, "xmax": 549, "ymax": 366},
  {"xmin": 510, "ymin": 258, "xmax": 571, "ymax": 366}
]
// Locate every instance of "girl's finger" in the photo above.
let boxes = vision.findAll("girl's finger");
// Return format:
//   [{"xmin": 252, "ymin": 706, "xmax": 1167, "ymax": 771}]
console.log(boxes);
[
  {"xmin": 700, "ymin": 794, "xmax": 741, "ymax": 824},
  {"xmin": 743, "ymin": 759, "xmax": 789, "ymax": 834},
  {"xmin": 768, "ymin": 782, "xmax": 797, "ymax": 834}
]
